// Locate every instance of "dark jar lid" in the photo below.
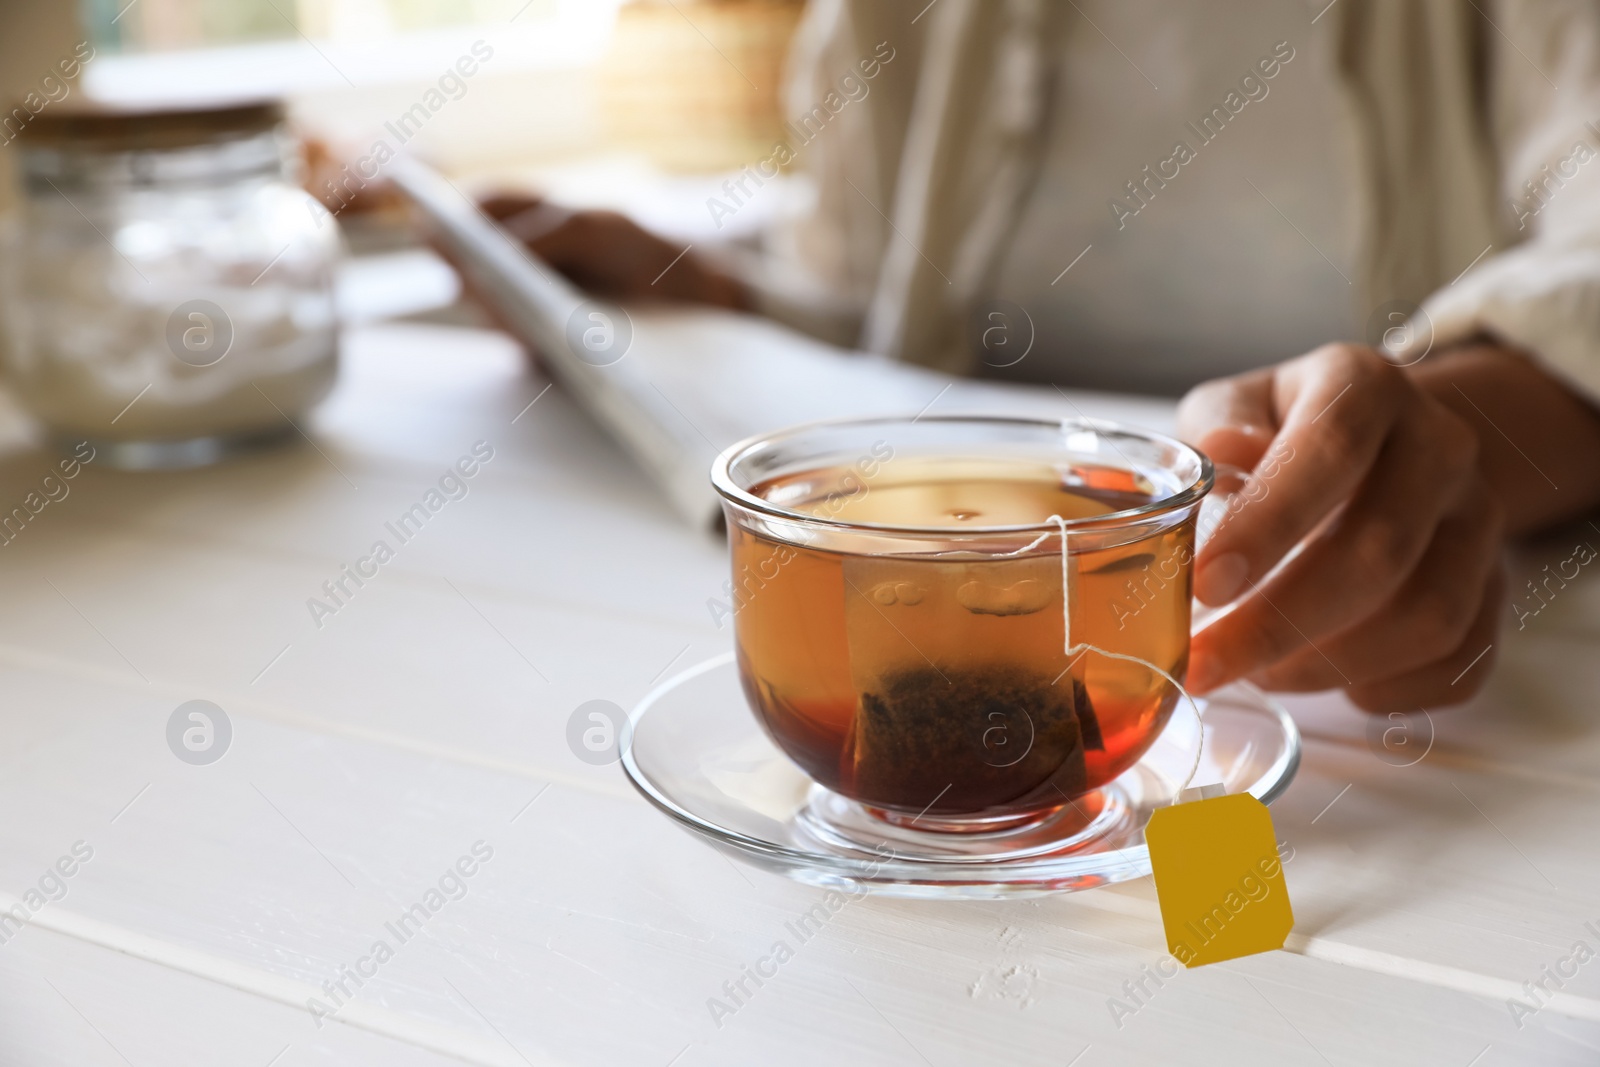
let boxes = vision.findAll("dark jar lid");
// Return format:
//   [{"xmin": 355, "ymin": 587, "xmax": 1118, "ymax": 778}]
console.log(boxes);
[{"xmin": 15, "ymin": 99, "xmax": 285, "ymax": 153}]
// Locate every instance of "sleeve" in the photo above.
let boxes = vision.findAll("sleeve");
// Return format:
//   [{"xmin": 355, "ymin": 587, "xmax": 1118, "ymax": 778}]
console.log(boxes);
[
  {"xmin": 739, "ymin": 0, "xmax": 923, "ymax": 349},
  {"xmin": 744, "ymin": 0, "xmax": 1056, "ymax": 372},
  {"xmin": 1407, "ymin": 0, "xmax": 1600, "ymax": 403}
]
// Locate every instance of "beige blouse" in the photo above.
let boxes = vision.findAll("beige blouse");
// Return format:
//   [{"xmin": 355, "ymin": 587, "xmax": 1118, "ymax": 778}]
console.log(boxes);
[
  {"xmin": 982, "ymin": 0, "xmax": 1359, "ymax": 394},
  {"xmin": 756, "ymin": 0, "xmax": 1600, "ymax": 405}
]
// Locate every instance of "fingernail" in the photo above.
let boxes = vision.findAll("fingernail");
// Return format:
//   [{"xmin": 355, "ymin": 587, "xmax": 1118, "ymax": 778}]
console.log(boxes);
[{"xmin": 1195, "ymin": 552, "xmax": 1249, "ymax": 606}]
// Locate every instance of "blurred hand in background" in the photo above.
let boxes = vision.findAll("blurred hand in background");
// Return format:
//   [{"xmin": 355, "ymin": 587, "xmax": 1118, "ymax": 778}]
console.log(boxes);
[{"xmin": 479, "ymin": 193, "xmax": 749, "ymax": 310}]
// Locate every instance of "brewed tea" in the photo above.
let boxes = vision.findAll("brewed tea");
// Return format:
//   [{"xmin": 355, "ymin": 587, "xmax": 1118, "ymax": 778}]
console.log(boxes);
[{"xmin": 730, "ymin": 457, "xmax": 1194, "ymax": 820}]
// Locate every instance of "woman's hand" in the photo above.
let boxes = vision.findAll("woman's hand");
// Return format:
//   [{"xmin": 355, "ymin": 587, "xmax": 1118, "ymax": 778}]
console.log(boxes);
[
  {"xmin": 1177, "ymin": 343, "xmax": 1507, "ymax": 713},
  {"xmin": 479, "ymin": 194, "xmax": 749, "ymax": 309}
]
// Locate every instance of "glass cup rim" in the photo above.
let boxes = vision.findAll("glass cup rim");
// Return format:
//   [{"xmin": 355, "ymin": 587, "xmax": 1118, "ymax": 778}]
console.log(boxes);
[{"xmin": 710, "ymin": 413, "xmax": 1215, "ymax": 537}]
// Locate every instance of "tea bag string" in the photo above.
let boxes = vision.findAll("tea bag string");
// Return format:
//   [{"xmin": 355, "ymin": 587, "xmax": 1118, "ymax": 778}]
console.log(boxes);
[{"xmin": 1010, "ymin": 516, "xmax": 1207, "ymax": 804}]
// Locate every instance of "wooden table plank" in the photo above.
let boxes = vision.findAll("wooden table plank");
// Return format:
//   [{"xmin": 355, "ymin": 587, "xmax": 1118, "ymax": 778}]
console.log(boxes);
[
  {"xmin": 2, "ymin": 316, "xmax": 1598, "ymax": 1064},
  {"xmin": 0, "ymin": 925, "xmax": 480, "ymax": 1066},
  {"xmin": 0, "ymin": 660, "xmax": 1592, "ymax": 1066}
]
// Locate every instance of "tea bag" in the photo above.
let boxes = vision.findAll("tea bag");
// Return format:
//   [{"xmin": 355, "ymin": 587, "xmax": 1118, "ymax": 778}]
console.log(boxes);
[{"xmin": 841, "ymin": 552, "xmax": 1102, "ymax": 812}]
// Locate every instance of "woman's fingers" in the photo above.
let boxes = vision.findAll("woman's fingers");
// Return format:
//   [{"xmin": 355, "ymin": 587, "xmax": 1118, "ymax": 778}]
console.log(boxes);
[
  {"xmin": 1344, "ymin": 565, "xmax": 1506, "ymax": 714},
  {"xmin": 1187, "ymin": 394, "xmax": 1477, "ymax": 691},
  {"xmin": 497, "ymin": 201, "xmax": 578, "ymax": 248},
  {"xmin": 479, "ymin": 196, "xmax": 665, "ymax": 293},
  {"xmin": 479, "ymin": 193, "xmax": 547, "ymax": 222},
  {"xmin": 1191, "ymin": 345, "xmax": 1406, "ymax": 607},
  {"xmin": 480, "ymin": 202, "xmax": 749, "ymax": 309},
  {"xmin": 1176, "ymin": 367, "xmax": 1278, "ymax": 471},
  {"xmin": 513, "ymin": 211, "xmax": 649, "ymax": 292},
  {"xmin": 1245, "ymin": 482, "xmax": 1504, "ymax": 691},
  {"xmin": 1178, "ymin": 344, "xmax": 1516, "ymax": 710}
]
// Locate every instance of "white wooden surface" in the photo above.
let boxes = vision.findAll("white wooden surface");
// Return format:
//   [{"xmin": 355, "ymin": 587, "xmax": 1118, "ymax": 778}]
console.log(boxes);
[{"xmin": 0, "ymin": 313, "xmax": 1597, "ymax": 1066}]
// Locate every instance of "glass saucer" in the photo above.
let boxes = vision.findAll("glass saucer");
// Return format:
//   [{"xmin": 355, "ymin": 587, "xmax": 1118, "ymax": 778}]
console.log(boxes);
[{"xmin": 620, "ymin": 653, "xmax": 1300, "ymax": 899}]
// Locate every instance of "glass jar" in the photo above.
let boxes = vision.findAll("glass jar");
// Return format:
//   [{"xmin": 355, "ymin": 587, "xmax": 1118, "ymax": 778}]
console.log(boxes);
[{"xmin": 0, "ymin": 101, "xmax": 340, "ymax": 468}]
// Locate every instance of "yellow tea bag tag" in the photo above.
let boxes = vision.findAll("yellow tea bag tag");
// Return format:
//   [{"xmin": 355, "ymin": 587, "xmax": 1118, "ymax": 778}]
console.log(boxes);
[{"xmin": 1145, "ymin": 792, "xmax": 1293, "ymax": 968}]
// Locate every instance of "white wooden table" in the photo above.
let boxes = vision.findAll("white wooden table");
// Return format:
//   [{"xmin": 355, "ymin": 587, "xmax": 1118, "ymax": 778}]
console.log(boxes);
[{"xmin": 0, "ymin": 311, "xmax": 1597, "ymax": 1066}]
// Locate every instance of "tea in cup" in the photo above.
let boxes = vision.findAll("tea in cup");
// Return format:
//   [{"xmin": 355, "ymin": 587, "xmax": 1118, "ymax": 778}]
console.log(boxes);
[{"xmin": 712, "ymin": 417, "xmax": 1213, "ymax": 831}]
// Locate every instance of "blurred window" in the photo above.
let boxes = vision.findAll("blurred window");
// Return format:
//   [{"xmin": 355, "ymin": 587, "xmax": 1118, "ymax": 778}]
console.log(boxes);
[{"xmin": 81, "ymin": 0, "xmax": 569, "ymax": 52}]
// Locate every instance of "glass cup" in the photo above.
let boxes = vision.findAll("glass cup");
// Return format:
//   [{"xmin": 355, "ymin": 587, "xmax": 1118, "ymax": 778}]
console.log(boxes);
[{"xmin": 711, "ymin": 415, "xmax": 1214, "ymax": 833}]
